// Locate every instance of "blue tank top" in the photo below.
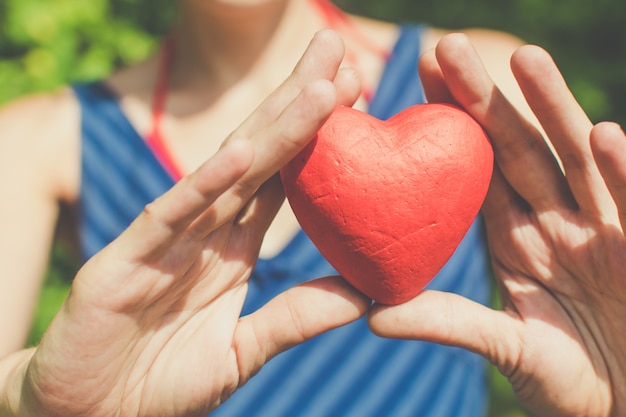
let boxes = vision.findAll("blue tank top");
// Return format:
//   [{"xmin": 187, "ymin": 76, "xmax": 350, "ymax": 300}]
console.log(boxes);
[{"xmin": 74, "ymin": 25, "xmax": 491, "ymax": 417}]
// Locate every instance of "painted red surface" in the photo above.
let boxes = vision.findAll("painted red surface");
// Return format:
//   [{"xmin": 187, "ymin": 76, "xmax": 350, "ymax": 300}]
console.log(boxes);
[{"xmin": 281, "ymin": 103, "xmax": 493, "ymax": 305}]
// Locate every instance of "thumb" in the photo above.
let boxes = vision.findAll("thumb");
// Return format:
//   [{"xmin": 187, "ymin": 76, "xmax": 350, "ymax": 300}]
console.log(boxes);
[
  {"xmin": 234, "ymin": 276, "xmax": 371, "ymax": 384},
  {"xmin": 367, "ymin": 290, "xmax": 521, "ymax": 368}
]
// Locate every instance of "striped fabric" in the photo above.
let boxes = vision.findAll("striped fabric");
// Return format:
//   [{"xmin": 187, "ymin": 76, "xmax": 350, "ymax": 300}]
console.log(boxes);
[
  {"xmin": 77, "ymin": 82, "xmax": 176, "ymax": 259},
  {"xmin": 74, "ymin": 24, "xmax": 491, "ymax": 417}
]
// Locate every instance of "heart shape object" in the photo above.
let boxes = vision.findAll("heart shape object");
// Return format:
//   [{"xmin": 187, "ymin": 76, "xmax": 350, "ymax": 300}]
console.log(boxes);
[{"xmin": 280, "ymin": 103, "xmax": 493, "ymax": 305}]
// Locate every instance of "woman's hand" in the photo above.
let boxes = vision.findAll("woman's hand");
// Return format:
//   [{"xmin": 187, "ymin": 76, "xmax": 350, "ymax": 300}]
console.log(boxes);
[
  {"xmin": 368, "ymin": 34, "xmax": 626, "ymax": 417},
  {"xmin": 9, "ymin": 30, "xmax": 369, "ymax": 417}
]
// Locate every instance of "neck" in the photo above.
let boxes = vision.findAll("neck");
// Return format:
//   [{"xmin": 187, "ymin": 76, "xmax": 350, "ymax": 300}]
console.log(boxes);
[{"xmin": 171, "ymin": 0, "xmax": 323, "ymax": 89}]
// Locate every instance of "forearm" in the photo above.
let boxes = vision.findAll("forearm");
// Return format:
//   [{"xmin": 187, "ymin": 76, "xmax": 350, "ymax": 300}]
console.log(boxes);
[{"xmin": 0, "ymin": 348, "xmax": 36, "ymax": 417}]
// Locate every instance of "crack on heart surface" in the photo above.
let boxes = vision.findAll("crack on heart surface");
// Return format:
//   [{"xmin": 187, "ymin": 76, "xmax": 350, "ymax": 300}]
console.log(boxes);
[{"xmin": 366, "ymin": 222, "xmax": 441, "ymax": 257}]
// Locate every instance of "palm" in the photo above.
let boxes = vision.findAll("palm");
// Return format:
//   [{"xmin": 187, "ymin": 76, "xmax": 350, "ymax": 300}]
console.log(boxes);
[
  {"xmin": 122, "ymin": 225, "xmax": 266, "ymax": 415},
  {"xmin": 92, "ymin": 224, "xmax": 255, "ymax": 416},
  {"xmin": 489, "ymin": 208, "xmax": 626, "ymax": 416},
  {"xmin": 18, "ymin": 30, "xmax": 369, "ymax": 417},
  {"xmin": 24, "ymin": 151, "xmax": 264, "ymax": 417}
]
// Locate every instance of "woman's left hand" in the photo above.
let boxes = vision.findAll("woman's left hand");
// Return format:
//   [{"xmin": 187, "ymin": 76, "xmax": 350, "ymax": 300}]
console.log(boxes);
[{"xmin": 369, "ymin": 34, "xmax": 626, "ymax": 417}]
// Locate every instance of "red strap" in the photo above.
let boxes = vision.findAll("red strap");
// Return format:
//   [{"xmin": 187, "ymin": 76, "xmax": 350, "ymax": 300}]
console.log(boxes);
[
  {"xmin": 145, "ymin": 35, "xmax": 185, "ymax": 181},
  {"xmin": 310, "ymin": 0, "xmax": 391, "ymax": 103},
  {"xmin": 312, "ymin": 0, "xmax": 390, "ymax": 58}
]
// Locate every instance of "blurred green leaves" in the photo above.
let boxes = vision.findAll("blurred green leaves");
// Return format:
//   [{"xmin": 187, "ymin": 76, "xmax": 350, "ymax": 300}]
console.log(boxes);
[{"xmin": 0, "ymin": 0, "xmax": 172, "ymax": 103}]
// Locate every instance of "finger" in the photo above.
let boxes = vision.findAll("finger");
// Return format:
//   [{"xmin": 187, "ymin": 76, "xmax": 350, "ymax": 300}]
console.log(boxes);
[
  {"xmin": 417, "ymin": 49, "xmax": 457, "ymax": 105},
  {"xmin": 228, "ymin": 174, "xmax": 286, "ymax": 258},
  {"xmin": 590, "ymin": 121, "xmax": 626, "ymax": 228},
  {"xmin": 114, "ymin": 139, "xmax": 255, "ymax": 260},
  {"xmin": 511, "ymin": 45, "xmax": 608, "ymax": 216},
  {"xmin": 224, "ymin": 66, "xmax": 361, "ymax": 242},
  {"xmin": 418, "ymin": 34, "xmax": 531, "ymax": 227},
  {"xmin": 133, "ymin": 46, "xmax": 343, "ymax": 246},
  {"xmin": 185, "ymin": 31, "xmax": 346, "ymax": 237},
  {"xmin": 209, "ymin": 78, "xmax": 337, "ymax": 223},
  {"xmin": 207, "ymin": 66, "xmax": 360, "ymax": 243},
  {"xmin": 367, "ymin": 290, "xmax": 521, "ymax": 370},
  {"xmin": 184, "ymin": 77, "xmax": 339, "ymax": 243},
  {"xmin": 482, "ymin": 163, "xmax": 528, "ymax": 228},
  {"xmin": 234, "ymin": 276, "xmax": 371, "ymax": 384},
  {"xmin": 334, "ymin": 67, "xmax": 362, "ymax": 108},
  {"xmin": 237, "ymin": 29, "xmax": 345, "ymax": 136},
  {"xmin": 435, "ymin": 34, "xmax": 573, "ymax": 211}
]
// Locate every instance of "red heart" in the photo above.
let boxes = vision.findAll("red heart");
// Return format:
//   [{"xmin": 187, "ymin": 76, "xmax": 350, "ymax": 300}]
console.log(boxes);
[{"xmin": 281, "ymin": 103, "xmax": 493, "ymax": 305}]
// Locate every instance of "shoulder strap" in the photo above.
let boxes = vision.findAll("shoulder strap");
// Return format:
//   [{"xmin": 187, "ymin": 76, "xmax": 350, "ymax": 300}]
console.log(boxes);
[
  {"xmin": 72, "ymin": 82, "xmax": 176, "ymax": 260},
  {"xmin": 368, "ymin": 24, "xmax": 426, "ymax": 120},
  {"xmin": 145, "ymin": 36, "xmax": 185, "ymax": 180},
  {"xmin": 310, "ymin": 0, "xmax": 391, "ymax": 103}
]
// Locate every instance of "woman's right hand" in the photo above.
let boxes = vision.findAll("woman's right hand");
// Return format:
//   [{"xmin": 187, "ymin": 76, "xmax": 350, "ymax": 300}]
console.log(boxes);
[{"xmin": 1, "ymin": 30, "xmax": 370, "ymax": 417}]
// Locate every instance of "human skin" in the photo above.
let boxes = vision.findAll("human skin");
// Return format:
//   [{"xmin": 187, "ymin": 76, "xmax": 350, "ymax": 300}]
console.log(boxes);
[{"xmin": 368, "ymin": 33, "xmax": 626, "ymax": 417}]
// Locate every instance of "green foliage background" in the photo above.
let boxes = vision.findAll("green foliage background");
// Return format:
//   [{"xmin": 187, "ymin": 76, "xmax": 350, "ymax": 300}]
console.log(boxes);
[
  {"xmin": 1, "ymin": 1, "xmax": 623, "ymax": 417},
  {"xmin": 340, "ymin": 0, "xmax": 626, "ymax": 126}
]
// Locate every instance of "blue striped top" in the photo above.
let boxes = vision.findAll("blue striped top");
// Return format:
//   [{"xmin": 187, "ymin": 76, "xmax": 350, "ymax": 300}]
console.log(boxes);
[{"xmin": 74, "ymin": 24, "xmax": 491, "ymax": 417}]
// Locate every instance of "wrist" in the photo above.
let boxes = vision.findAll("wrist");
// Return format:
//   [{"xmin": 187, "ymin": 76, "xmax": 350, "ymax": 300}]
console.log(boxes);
[{"xmin": 0, "ymin": 348, "xmax": 37, "ymax": 417}]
